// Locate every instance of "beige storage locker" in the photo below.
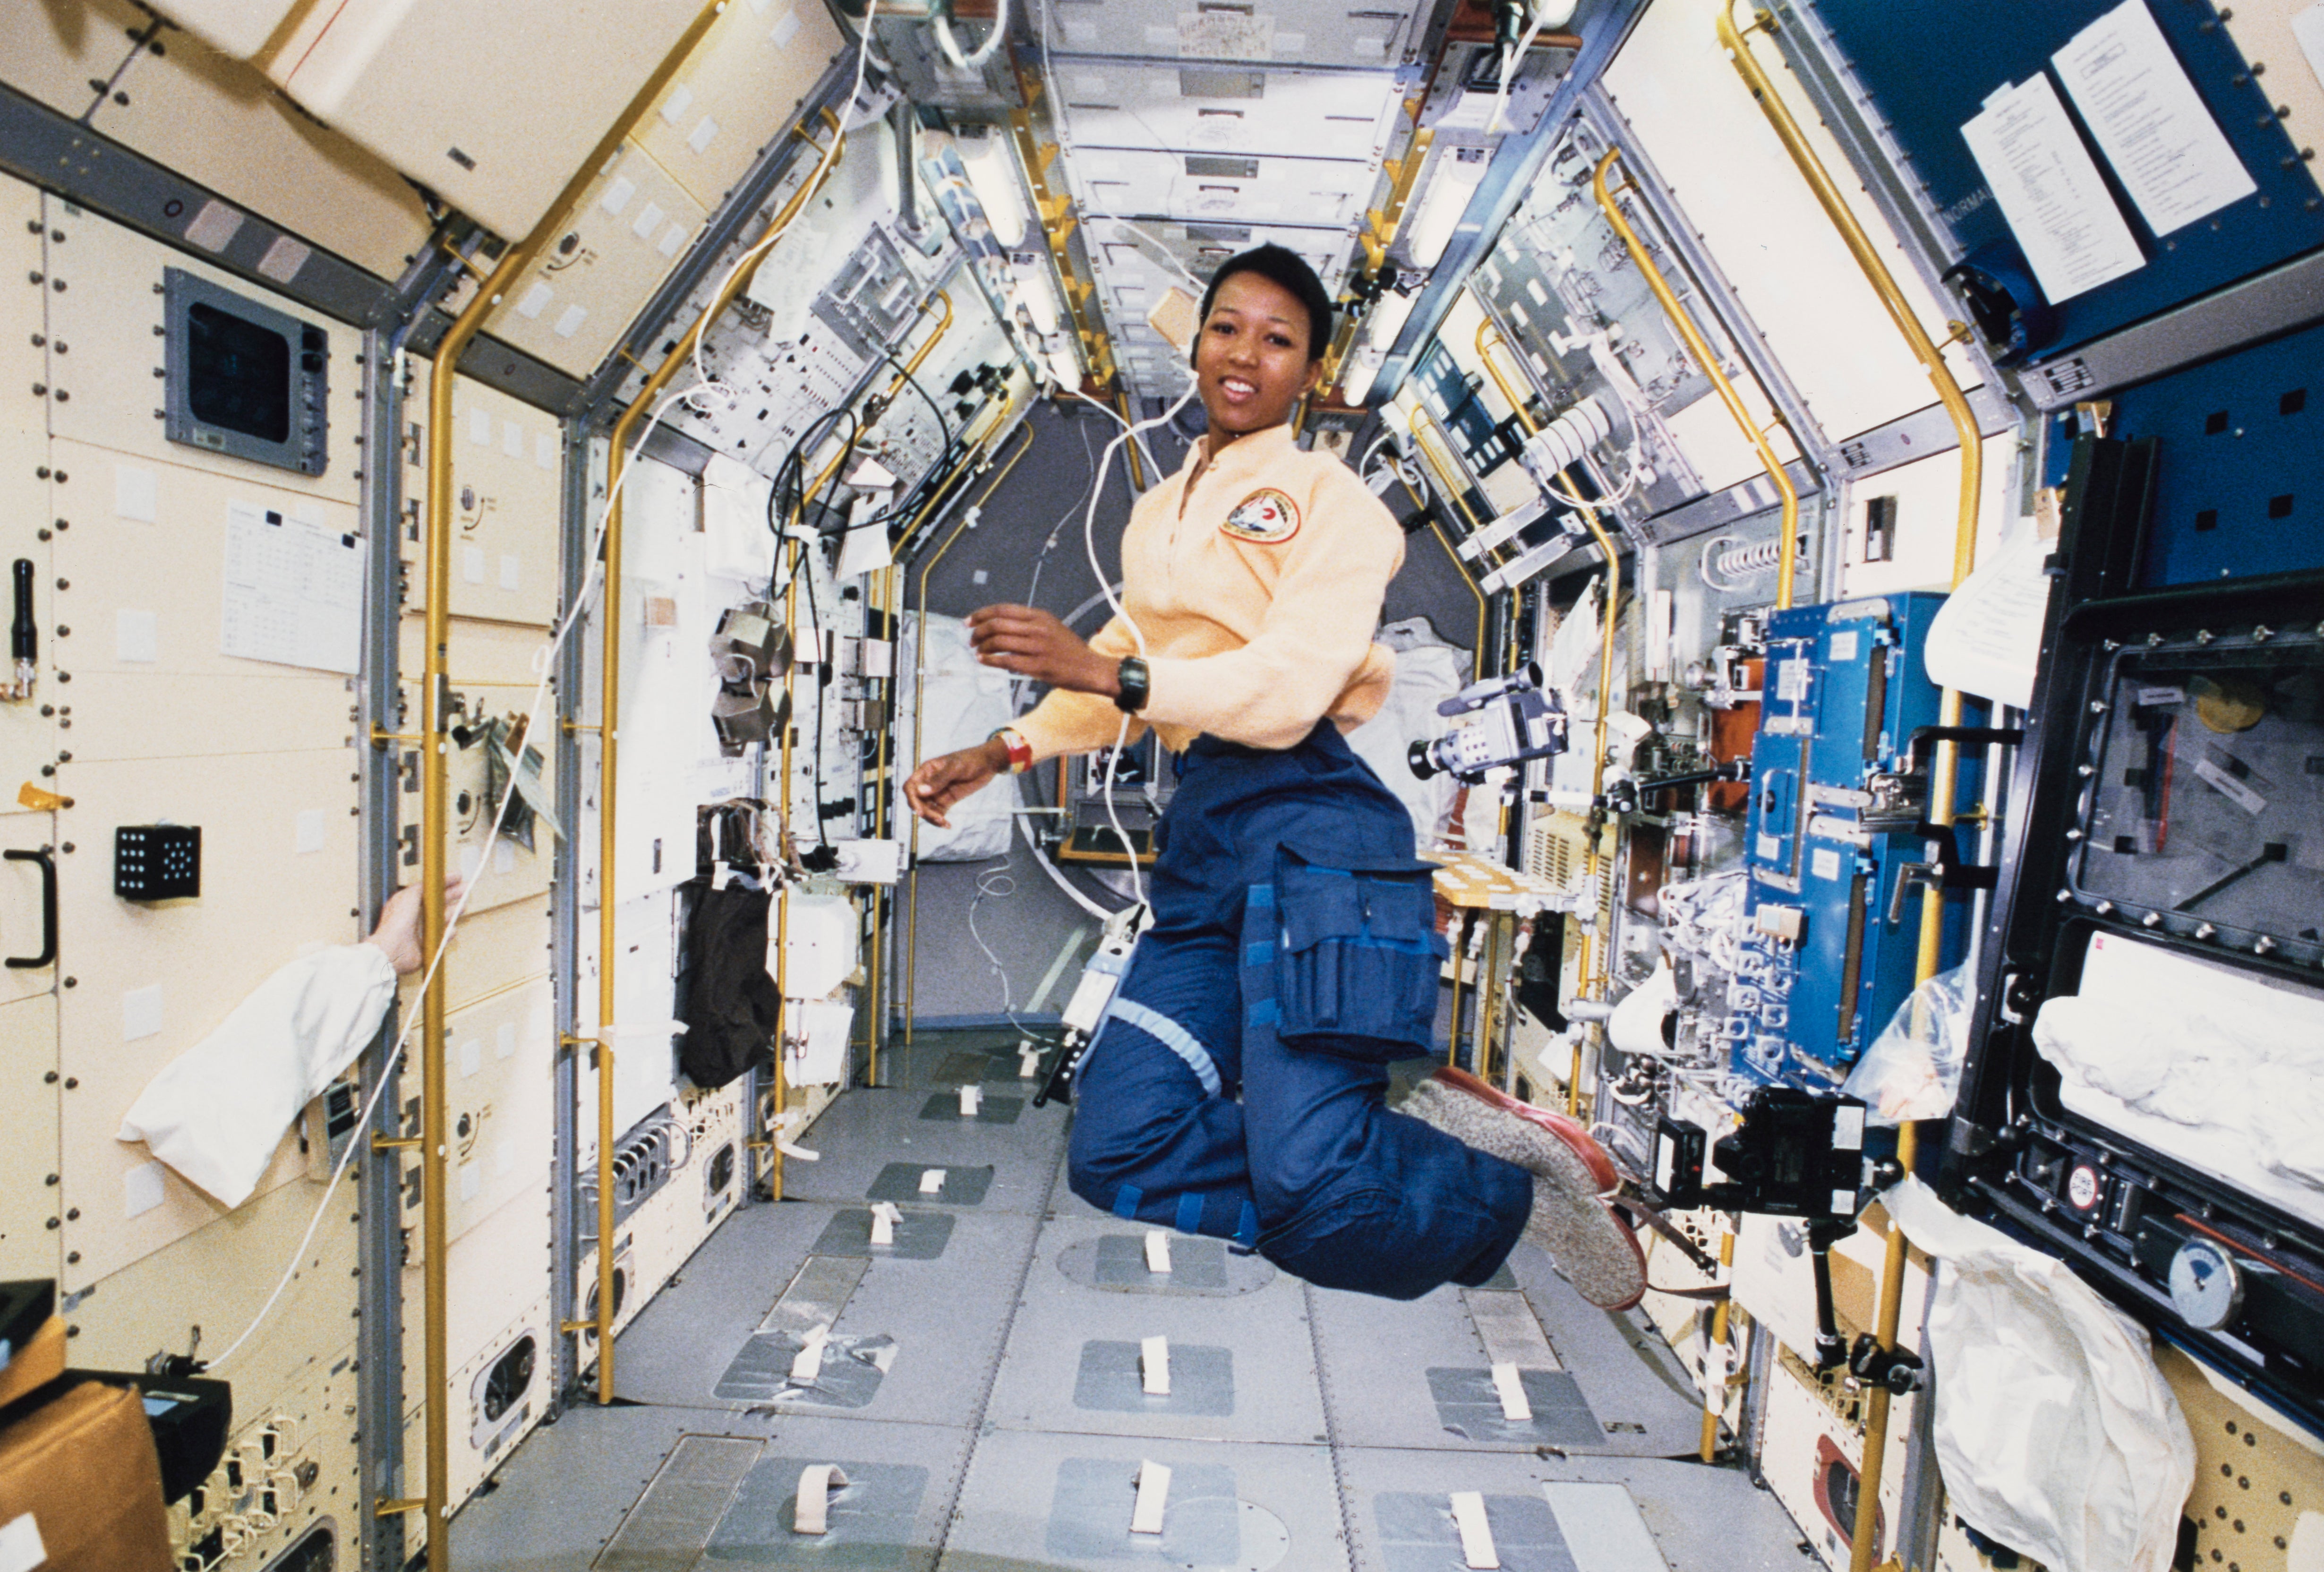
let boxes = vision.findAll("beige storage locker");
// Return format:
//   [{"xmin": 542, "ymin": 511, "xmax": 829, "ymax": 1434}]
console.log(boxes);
[
  {"xmin": 478, "ymin": 139, "xmax": 710, "ymax": 380},
  {"xmin": 0, "ymin": 993, "xmax": 60, "ymax": 1283},
  {"xmin": 405, "ymin": 890, "xmax": 552, "ymax": 1017},
  {"xmin": 632, "ymin": 0, "xmax": 844, "ymax": 211},
  {"xmin": 1757, "ymin": 1340, "xmax": 1917, "ymax": 1572},
  {"xmin": 399, "ymin": 612, "xmax": 564, "ymax": 692},
  {"xmin": 41, "ymin": 200, "xmax": 365, "ymax": 508},
  {"xmin": 388, "ymin": 680, "xmax": 557, "ymax": 918},
  {"xmin": 48, "ymin": 442, "xmax": 362, "ymax": 765},
  {"xmin": 67, "ymin": 1170, "xmax": 358, "ymax": 1422},
  {"xmin": 55, "ymin": 747, "xmax": 359, "ymax": 1289},
  {"xmin": 385, "ymin": 979, "xmax": 555, "ymax": 1252},
  {"xmin": 91, "ymin": 11, "xmax": 432, "ymax": 283},
  {"xmin": 399, "ymin": 1185, "xmax": 553, "ymax": 1512},
  {"xmin": 262, "ymin": 0, "xmax": 707, "ymax": 242},
  {"xmin": 0, "ymin": 0, "xmax": 148, "ymax": 120},
  {"xmin": 400, "ymin": 363, "xmax": 564, "ymax": 628}
]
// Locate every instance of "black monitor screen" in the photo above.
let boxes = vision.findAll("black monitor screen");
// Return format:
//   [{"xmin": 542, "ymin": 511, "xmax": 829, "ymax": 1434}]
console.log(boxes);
[{"xmin": 187, "ymin": 301, "xmax": 291, "ymax": 444}]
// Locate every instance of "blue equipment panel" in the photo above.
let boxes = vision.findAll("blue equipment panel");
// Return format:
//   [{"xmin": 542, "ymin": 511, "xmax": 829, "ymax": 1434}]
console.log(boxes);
[
  {"xmin": 1733, "ymin": 594, "xmax": 1970, "ymax": 1087},
  {"xmin": 1809, "ymin": 0, "xmax": 2324, "ymax": 357}
]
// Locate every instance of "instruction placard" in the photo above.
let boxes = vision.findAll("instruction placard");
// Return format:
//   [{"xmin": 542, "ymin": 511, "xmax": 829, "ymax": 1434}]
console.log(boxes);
[
  {"xmin": 220, "ymin": 499, "xmax": 363, "ymax": 674},
  {"xmin": 1960, "ymin": 74, "xmax": 2145, "ymax": 301},
  {"xmin": 2055, "ymin": 0, "xmax": 2255, "ymax": 236}
]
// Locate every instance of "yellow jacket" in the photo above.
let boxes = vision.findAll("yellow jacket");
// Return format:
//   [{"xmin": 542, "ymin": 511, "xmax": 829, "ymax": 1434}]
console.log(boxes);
[{"xmin": 1014, "ymin": 421, "xmax": 1403, "ymax": 762}]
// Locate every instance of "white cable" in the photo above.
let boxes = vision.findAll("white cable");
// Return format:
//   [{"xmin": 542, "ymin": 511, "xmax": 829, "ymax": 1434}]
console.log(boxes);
[
  {"xmin": 1486, "ymin": 2, "xmax": 1550, "ymax": 136},
  {"xmin": 1079, "ymin": 380, "xmax": 1200, "ymax": 907},
  {"xmin": 209, "ymin": 379, "xmax": 705, "ymax": 1371},
  {"xmin": 966, "ymin": 857, "xmax": 1040, "ymax": 1031}
]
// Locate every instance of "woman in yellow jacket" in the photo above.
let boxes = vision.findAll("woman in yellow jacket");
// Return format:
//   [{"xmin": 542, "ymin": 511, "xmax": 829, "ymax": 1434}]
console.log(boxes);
[{"xmin": 906, "ymin": 246, "xmax": 1642, "ymax": 1306}]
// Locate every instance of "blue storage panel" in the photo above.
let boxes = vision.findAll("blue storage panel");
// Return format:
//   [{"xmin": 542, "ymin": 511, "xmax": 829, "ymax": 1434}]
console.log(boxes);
[
  {"xmin": 1810, "ymin": 0, "xmax": 2324, "ymax": 355},
  {"xmin": 1733, "ymin": 594, "xmax": 1974, "ymax": 1088}
]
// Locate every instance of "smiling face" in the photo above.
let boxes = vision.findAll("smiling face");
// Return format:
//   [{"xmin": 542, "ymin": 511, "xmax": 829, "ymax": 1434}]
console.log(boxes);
[{"xmin": 1193, "ymin": 268, "xmax": 1323, "ymax": 449}]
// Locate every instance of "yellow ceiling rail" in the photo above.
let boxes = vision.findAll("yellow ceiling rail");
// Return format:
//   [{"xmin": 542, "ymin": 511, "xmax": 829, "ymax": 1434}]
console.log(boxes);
[
  {"xmin": 412, "ymin": 3, "xmax": 738, "ymax": 1560},
  {"xmin": 1590, "ymin": 146, "xmax": 1800, "ymax": 611},
  {"xmin": 1717, "ymin": 12, "xmax": 1987, "ymax": 1558},
  {"xmin": 595, "ymin": 104, "xmax": 846, "ymax": 1400}
]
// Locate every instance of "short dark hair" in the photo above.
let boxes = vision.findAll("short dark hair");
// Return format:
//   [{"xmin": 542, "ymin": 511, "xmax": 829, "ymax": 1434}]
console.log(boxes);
[{"xmin": 1193, "ymin": 243, "xmax": 1333, "ymax": 365}]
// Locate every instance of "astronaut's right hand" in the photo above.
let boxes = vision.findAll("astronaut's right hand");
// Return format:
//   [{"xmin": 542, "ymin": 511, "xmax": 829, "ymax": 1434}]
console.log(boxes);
[{"xmin": 904, "ymin": 738, "xmax": 1009, "ymax": 828}]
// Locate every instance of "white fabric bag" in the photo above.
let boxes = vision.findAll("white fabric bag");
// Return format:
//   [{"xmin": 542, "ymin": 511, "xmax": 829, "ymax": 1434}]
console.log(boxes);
[
  {"xmin": 1883, "ymin": 1178, "xmax": 2195, "ymax": 1572},
  {"xmin": 118, "ymin": 944, "xmax": 398, "ymax": 1208}
]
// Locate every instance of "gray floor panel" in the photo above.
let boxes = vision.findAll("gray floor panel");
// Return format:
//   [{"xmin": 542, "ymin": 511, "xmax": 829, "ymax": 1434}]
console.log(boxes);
[
  {"xmin": 987, "ymin": 1216, "xmax": 1328, "ymax": 1445},
  {"xmin": 776, "ymin": 1083, "xmax": 1067, "ymax": 1216},
  {"xmin": 469, "ymin": 1060, "xmax": 1811, "ymax": 1572},
  {"xmin": 451, "ymin": 1401, "xmax": 785, "ymax": 1572},
  {"xmin": 939, "ymin": 1429, "xmax": 1350, "ymax": 1572},
  {"xmin": 698, "ymin": 1415, "xmax": 978, "ymax": 1571},
  {"xmin": 1333, "ymin": 1449, "xmax": 1811, "ymax": 1572},
  {"xmin": 615, "ymin": 1201, "xmax": 848, "ymax": 1406},
  {"xmin": 1500, "ymin": 1251, "xmax": 1708, "ymax": 1458}
]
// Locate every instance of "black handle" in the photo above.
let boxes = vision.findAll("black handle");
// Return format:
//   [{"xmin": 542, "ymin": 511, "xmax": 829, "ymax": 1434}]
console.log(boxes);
[
  {"xmin": 10, "ymin": 558, "xmax": 33, "ymax": 662},
  {"xmin": 6, "ymin": 848, "xmax": 55, "ymax": 968}
]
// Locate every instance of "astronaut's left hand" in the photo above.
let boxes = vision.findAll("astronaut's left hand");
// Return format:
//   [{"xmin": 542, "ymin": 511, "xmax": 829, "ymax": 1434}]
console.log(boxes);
[{"xmin": 966, "ymin": 603, "xmax": 1122, "ymax": 699}]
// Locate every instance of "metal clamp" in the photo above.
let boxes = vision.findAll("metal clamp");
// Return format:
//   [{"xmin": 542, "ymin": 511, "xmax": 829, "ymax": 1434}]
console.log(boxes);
[{"xmin": 1847, "ymin": 1333, "xmax": 1927, "ymax": 1396}]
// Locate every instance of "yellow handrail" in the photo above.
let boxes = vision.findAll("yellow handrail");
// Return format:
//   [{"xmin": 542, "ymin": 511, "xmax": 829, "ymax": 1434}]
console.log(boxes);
[
  {"xmin": 1716, "ymin": 11, "xmax": 1984, "ymax": 1562},
  {"xmin": 903, "ymin": 421, "xmax": 1036, "ymax": 1037},
  {"xmin": 410, "ymin": 3, "xmax": 738, "ymax": 1555},
  {"xmin": 1405, "ymin": 404, "xmax": 1486, "ymax": 533},
  {"xmin": 596, "ymin": 106, "xmax": 845, "ymax": 1400},
  {"xmin": 1590, "ymin": 147, "xmax": 1799, "ymax": 611}
]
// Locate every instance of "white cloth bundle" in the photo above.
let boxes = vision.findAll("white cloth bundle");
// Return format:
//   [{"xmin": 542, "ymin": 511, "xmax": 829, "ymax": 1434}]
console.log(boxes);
[{"xmin": 118, "ymin": 944, "xmax": 399, "ymax": 1207}]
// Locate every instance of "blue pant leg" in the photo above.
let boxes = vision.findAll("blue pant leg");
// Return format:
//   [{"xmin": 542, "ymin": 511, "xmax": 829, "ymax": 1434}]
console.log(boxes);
[
  {"xmin": 1235, "ymin": 820, "xmax": 1532, "ymax": 1300},
  {"xmin": 1066, "ymin": 933, "xmax": 1261, "ymax": 1246}
]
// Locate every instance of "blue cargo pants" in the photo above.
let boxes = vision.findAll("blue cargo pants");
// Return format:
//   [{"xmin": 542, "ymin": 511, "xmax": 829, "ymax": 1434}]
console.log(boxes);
[{"xmin": 1066, "ymin": 722, "xmax": 1533, "ymax": 1300}]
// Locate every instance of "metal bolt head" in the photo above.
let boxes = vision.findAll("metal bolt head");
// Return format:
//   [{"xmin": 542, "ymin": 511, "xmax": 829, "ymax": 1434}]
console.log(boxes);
[
  {"xmin": 2195, "ymin": 922, "xmax": 2218, "ymax": 941},
  {"xmin": 2195, "ymin": 628, "xmax": 2215, "ymax": 644},
  {"xmin": 2253, "ymin": 624, "xmax": 2273, "ymax": 642},
  {"xmin": 2142, "ymin": 911, "xmax": 2162, "ymax": 928}
]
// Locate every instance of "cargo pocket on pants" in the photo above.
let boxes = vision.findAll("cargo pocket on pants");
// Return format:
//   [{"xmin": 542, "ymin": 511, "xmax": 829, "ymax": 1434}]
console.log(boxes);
[{"xmin": 1271, "ymin": 844, "xmax": 1447, "ymax": 1060}]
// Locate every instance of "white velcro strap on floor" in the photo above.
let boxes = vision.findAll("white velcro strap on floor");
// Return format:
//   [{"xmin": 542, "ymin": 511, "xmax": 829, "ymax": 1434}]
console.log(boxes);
[
  {"xmin": 1130, "ymin": 1460, "xmax": 1171, "ymax": 1535},
  {"xmin": 1018, "ymin": 1040, "xmax": 1040, "ymax": 1078},
  {"xmin": 1145, "ymin": 1230, "xmax": 1171, "ymax": 1274},
  {"xmin": 869, "ymin": 1202, "xmax": 901, "ymax": 1246},
  {"xmin": 1489, "ymin": 1362, "xmax": 1532, "ymax": 1422},
  {"xmin": 792, "ymin": 1465, "xmax": 847, "ymax": 1535},
  {"xmin": 790, "ymin": 1323, "xmax": 831, "ymax": 1382},
  {"xmin": 919, "ymin": 1168, "xmax": 947, "ymax": 1194},
  {"xmin": 1451, "ymin": 1491, "xmax": 1500, "ymax": 1569},
  {"xmin": 1140, "ymin": 1335, "xmax": 1171, "ymax": 1395},
  {"xmin": 958, "ymin": 1084, "xmax": 982, "ymax": 1115}
]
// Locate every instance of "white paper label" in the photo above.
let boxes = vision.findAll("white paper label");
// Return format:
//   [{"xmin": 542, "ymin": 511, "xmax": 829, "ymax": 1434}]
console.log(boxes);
[
  {"xmin": 499, "ymin": 553, "xmax": 522, "ymax": 592},
  {"xmin": 0, "ymin": 1512, "xmax": 48, "ymax": 1572},
  {"xmin": 2054, "ymin": 0, "xmax": 2256, "ymax": 236},
  {"xmin": 2194, "ymin": 756, "xmax": 2267, "ymax": 815},
  {"xmin": 2297, "ymin": 4, "xmax": 2324, "ymax": 94},
  {"xmin": 1832, "ymin": 1104, "xmax": 1866, "ymax": 1151},
  {"xmin": 516, "ymin": 281, "xmax": 553, "ymax": 320},
  {"xmin": 463, "ymin": 546, "xmax": 487, "ymax": 584},
  {"xmin": 1811, "ymin": 847, "xmax": 1843, "ymax": 882},
  {"xmin": 1490, "ymin": 1362, "xmax": 1532, "ymax": 1422},
  {"xmin": 1755, "ymin": 833, "xmax": 1780, "ymax": 863},
  {"xmin": 1140, "ymin": 1334, "xmax": 1171, "ymax": 1395},
  {"xmin": 600, "ymin": 175, "xmax": 636, "ymax": 216},
  {"xmin": 220, "ymin": 499, "xmax": 362, "ymax": 675},
  {"xmin": 631, "ymin": 201, "xmax": 665, "ymax": 242},
  {"xmin": 123, "ymin": 1160, "xmax": 166, "ymax": 1220},
  {"xmin": 296, "ymin": 807, "xmax": 326, "ymax": 854},
  {"xmin": 770, "ymin": 8, "xmax": 802, "ymax": 47},
  {"xmin": 1960, "ymin": 73, "xmax": 2145, "ymax": 302},
  {"xmin": 496, "ymin": 1022, "xmax": 517, "ymax": 1059},
  {"xmin": 467, "ymin": 408, "xmax": 493, "ymax": 445},
  {"xmin": 1130, "ymin": 1460, "xmax": 1171, "ymax": 1535},
  {"xmin": 1828, "ymin": 630, "xmax": 1859, "ymax": 662},
  {"xmin": 554, "ymin": 304, "xmax": 590, "ymax": 339},
  {"xmin": 1776, "ymin": 660, "xmax": 1808, "ymax": 703},
  {"xmin": 114, "ymin": 463, "xmax": 158, "ymax": 522},
  {"xmin": 2137, "ymin": 685, "xmax": 2185, "ymax": 706},
  {"xmin": 659, "ymin": 85, "xmax": 694, "ymax": 125},
  {"xmin": 117, "ymin": 608, "xmax": 158, "ymax": 663},
  {"xmin": 689, "ymin": 116, "xmax": 722, "ymax": 155},
  {"xmin": 1451, "ymin": 1491, "xmax": 1501, "ymax": 1570},
  {"xmin": 123, "ymin": 983, "xmax": 164, "ymax": 1041}
]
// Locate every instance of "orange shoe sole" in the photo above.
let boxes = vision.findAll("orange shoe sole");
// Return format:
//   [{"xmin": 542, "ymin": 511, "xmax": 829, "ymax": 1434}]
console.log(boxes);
[{"xmin": 1427, "ymin": 1065, "xmax": 1621, "ymax": 1195}]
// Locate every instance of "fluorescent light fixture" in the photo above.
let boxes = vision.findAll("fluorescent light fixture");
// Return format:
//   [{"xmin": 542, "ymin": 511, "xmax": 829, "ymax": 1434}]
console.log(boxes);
[{"xmin": 1405, "ymin": 145, "xmax": 1492, "ymax": 267}]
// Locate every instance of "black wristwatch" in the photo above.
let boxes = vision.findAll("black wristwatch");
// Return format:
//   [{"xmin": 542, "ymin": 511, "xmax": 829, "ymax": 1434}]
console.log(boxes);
[{"xmin": 1114, "ymin": 655, "xmax": 1150, "ymax": 713}]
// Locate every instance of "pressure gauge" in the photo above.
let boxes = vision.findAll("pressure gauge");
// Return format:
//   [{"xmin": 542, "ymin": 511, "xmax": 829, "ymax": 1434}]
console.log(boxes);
[{"xmin": 2168, "ymin": 1237, "xmax": 2245, "ymax": 1331}]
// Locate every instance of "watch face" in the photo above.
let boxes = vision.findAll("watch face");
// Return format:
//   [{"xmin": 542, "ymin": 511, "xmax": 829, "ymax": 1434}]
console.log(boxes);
[{"xmin": 2168, "ymin": 1237, "xmax": 2244, "ymax": 1330}]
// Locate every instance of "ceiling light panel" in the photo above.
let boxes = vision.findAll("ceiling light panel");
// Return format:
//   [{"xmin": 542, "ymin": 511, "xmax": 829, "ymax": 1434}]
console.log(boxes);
[
  {"xmin": 1039, "ymin": 0, "xmax": 1421, "ymax": 70},
  {"xmin": 1051, "ymin": 64, "xmax": 1404, "ymax": 163},
  {"xmin": 1063, "ymin": 147, "xmax": 1378, "ymax": 230}
]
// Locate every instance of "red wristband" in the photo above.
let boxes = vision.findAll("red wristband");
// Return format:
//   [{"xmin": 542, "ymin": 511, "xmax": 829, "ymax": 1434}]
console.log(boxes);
[{"xmin": 991, "ymin": 726, "xmax": 1033, "ymax": 773}]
